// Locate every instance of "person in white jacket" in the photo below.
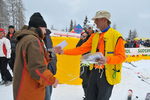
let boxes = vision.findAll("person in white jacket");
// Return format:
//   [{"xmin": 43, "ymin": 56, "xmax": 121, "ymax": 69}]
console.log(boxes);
[{"xmin": 0, "ymin": 28, "xmax": 12, "ymax": 86}]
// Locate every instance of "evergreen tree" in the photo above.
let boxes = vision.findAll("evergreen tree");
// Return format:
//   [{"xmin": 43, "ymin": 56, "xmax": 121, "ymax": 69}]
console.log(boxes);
[
  {"xmin": 83, "ymin": 16, "xmax": 88, "ymax": 29},
  {"xmin": 0, "ymin": 0, "xmax": 9, "ymax": 29},
  {"xmin": 128, "ymin": 29, "xmax": 138, "ymax": 40},
  {"xmin": 16, "ymin": 0, "xmax": 25, "ymax": 29},
  {"xmin": 6, "ymin": 0, "xmax": 25, "ymax": 30},
  {"xmin": 132, "ymin": 29, "xmax": 138, "ymax": 39},
  {"xmin": 69, "ymin": 20, "xmax": 73, "ymax": 32},
  {"xmin": 128, "ymin": 30, "xmax": 132, "ymax": 40}
]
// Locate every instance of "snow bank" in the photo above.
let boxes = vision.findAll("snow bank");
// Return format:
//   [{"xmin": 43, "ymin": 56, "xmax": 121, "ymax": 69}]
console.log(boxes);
[{"xmin": 0, "ymin": 60, "xmax": 150, "ymax": 100}]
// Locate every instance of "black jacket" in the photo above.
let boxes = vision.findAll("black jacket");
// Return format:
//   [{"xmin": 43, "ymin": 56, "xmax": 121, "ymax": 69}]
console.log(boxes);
[
  {"xmin": 43, "ymin": 30, "xmax": 57, "ymax": 75},
  {"xmin": 6, "ymin": 32, "xmax": 17, "ymax": 53},
  {"xmin": 76, "ymin": 34, "xmax": 90, "ymax": 55}
]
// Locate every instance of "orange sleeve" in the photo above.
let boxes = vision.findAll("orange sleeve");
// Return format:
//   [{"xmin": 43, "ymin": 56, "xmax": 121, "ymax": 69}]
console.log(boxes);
[
  {"xmin": 35, "ymin": 69, "xmax": 56, "ymax": 86},
  {"xmin": 106, "ymin": 38, "xmax": 126, "ymax": 64},
  {"xmin": 64, "ymin": 34, "xmax": 94, "ymax": 55}
]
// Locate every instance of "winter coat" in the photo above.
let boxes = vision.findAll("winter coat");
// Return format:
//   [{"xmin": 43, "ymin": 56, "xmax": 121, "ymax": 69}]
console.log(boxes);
[
  {"xmin": 13, "ymin": 26, "xmax": 56, "ymax": 100},
  {"xmin": 76, "ymin": 33, "xmax": 90, "ymax": 55},
  {"xmin": 0, "ymin": 37, "xmax": 11, "ymax": 58},
  {"xmin": 6, "ymin": 32, "xmax": 16, "ymax": 53},
  {"xmin": 43, "ymin": 30, "xmax": 57, "ymax": 75},
  {"xmin": 76, "ymin": 37, "xmax": 89, "ymax": 47}
]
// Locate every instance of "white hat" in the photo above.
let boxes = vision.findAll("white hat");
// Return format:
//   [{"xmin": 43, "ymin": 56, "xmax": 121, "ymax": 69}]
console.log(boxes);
[{"xmin": 92, "ymin": 10, "xmax": 111, "ymax": 21}]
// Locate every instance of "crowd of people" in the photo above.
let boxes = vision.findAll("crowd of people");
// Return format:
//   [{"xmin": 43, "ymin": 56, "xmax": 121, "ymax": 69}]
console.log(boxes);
[
  {"xmin": 0, "ymin": 26, "xmax": 16, "ymax": 86},
  {"xmin": 0, "ymin": 10, "xmax": 148, "ymax": 100},
  {"xmin": 125, "ymin": 39, "xmax": 150, "ymax": 48},
  {"xmin": 0, "ymin": 13, "xmax": 58, "ymax": 100}
]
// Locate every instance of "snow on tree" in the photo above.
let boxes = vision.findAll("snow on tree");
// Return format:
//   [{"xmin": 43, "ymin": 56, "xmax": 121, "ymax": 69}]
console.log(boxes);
[
  {"xmin": 0, "ymin": 0, "xmax": 9, "ymax": 29},
  {"xmin": 6, "ymin": 0, "xmax": 25, "ymax": 29},
  {"xmin": 0, "ymin": 0, "xmax": 25, "ymax": 30}
]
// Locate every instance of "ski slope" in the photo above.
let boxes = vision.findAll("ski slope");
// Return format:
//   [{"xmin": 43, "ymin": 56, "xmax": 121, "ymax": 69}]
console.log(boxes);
[{"xmin": 0, "ymin": 60, "xmax": 150, "ymax": 100}]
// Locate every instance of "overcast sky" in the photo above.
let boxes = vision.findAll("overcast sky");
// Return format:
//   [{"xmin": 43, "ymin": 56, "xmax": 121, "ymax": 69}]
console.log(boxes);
[{"xmin": 22, "ymin": 0, "xmax": 150, "ymax": 38}]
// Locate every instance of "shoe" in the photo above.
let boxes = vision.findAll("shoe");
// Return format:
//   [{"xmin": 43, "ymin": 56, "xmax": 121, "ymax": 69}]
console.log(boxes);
[
  {"xmin": 0, "ymin": 80, "xmax": 6, "ymax": 85},
  {"xmin": 5, "ymin": 81, "xmax": 12, "ymax": 86}
]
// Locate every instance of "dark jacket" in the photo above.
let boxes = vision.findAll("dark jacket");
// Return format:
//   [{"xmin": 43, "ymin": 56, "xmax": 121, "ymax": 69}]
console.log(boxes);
[
  {"xmin": 76, "ymin": 34, "xmax": 90, "ymax": 55},
  {"xmin": 6, "ymin": 32, "xmax": 16, "ymax": 52},
  {"xmin": 43, "ymin": 30, "xmax": 57, "ymax": 75}
]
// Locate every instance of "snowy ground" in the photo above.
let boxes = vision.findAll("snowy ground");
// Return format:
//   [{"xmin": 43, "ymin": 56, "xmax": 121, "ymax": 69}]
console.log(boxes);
[{"xmin": 0, "ymin": 60, "xmax": 150, "ymax": 100}]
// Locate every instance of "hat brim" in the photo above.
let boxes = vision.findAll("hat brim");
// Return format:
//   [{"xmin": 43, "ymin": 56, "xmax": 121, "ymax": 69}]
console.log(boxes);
[
  {"xmin": 92, "ymin": 17, "xmax": 97, "ymax": 20},
  {"xmin": 92, "ymin": 16, "xmax": 105, "ymax": 20},
  {"xmin": 92, "ymin": 16, "xmax": 110, "ymax": 21},
  {"xmin": 92, "ymin": 17, "xmax": 111, "ymax": 25}
]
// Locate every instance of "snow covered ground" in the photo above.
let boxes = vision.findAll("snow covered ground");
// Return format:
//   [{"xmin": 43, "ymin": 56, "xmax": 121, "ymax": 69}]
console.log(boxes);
[{"xmin": 0, "ymin": 60, "xmax": 150, "ymax": 100}]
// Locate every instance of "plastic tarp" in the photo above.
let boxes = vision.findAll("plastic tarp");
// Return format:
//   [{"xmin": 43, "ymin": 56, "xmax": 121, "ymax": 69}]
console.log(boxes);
[{"xmin": 51, "ymin": 37, "xmax": 82, "ymax": 85}]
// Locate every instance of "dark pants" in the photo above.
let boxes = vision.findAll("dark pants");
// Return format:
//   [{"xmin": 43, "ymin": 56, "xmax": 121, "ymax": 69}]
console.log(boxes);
[
  {"xmin": 45, "ymin": 86, "xmax": 52, "ymax": 100},
  {"xmin": 86, "ymin": 68, "xmax": 114, "ymax": 100},
  {"xmin": 9, "ymin": 52, "xmax": 15, "ymax": 71},
  {"xmin": 45, "ymin": 63, "xmax": 54, "ymax": 100},
  {"xmin": 0, "ymin": 57, "xmax": 12, "ymax": 82},
  {"xmin": 80, "ymin": 65, "xmax": 91, "ymax": 97}
]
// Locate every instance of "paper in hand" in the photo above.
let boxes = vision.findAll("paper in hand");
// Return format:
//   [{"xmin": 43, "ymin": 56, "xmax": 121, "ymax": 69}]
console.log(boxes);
[
  {"xmin": 81, "ymin": 52, "xmax": 104, "ymax": 64},
  {"xmin": 56, "ymin": 40, "xmax": 68, "ymax": 49}
]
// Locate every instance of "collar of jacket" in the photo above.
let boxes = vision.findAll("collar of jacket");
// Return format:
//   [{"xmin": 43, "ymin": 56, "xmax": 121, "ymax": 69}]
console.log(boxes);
[
  {"xmin": 15, "ymin": 25, "xmax": 40, "ymax": 41},
  {"xmin": 101, "ymin": 25, "xmax": 110, "ymax": 33}
]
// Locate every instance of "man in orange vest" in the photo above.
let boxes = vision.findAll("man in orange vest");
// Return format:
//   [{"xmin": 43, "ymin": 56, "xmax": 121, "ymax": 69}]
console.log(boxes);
[{"xmin": 54, "ymin": 10, "xmax": 125, "ymax": 100}]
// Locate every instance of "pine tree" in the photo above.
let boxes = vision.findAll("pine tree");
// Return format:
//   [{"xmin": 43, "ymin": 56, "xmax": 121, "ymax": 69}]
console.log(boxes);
[
  {"xmin": 69, "ymin": 20, "xmax": 73, "ymax": 32},
  {"xmin": 128, "ymin": 30, "xmax": 132, "ymax": 40},
  {"xmin": 0, "ymin": 0, "xmax": 24, "ymax": 30},
  {"xmin": 128, "ymin": 29, "xmax": 138, "ymax": 40},
  {"xmin": 7, "ymin": 0, "xmax": 25, "ymax": 30},
  {"xmin": 83, "ymin": 16, "xmax": 88, "ymax": 29},
  {"xmin": 16, "ymin": 0, "xmax": 25, "ymax": 29},
  {"xmin": 132, "ymin": 29, "xmax": 138, "ymax": 39},
  {"xmin": 0, "ymin": 0, "xmax": 9, "ymax": 29}
]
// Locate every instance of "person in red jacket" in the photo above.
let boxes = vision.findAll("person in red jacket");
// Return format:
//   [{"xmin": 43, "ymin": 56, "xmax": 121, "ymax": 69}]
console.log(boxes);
[{"xmin": 0, "ymin": 28, "xmax": 12, "ymax": 86}]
